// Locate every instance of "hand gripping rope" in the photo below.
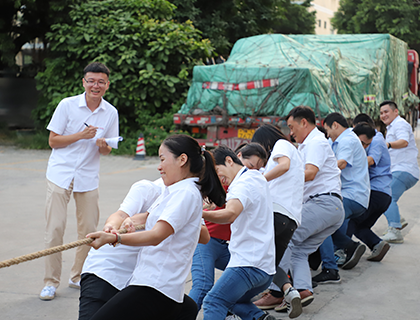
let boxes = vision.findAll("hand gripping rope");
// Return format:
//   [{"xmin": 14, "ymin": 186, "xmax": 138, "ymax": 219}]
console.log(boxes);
[{"xmin": 0, "ymin": 224, "xmax": 145, "ymax": 269}]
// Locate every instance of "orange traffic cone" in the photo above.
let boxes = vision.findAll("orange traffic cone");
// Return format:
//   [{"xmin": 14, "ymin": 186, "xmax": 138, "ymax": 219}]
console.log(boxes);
[{"xmin": 134, "ymin": 133, "xmax": 146, "ymax": 160}]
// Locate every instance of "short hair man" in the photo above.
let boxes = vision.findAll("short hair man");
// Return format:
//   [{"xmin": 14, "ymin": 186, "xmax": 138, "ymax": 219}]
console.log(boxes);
[
  {"xmin": 351, "ymin": 118, "xmax": 392, "ymax": 261},
  {"xmin": 275, "ymin": 106, "xmax": 345, "ymax": 294},
  {"xmin": 379, "ymin": 101, "xmax": 419, "ymax": 243},
  {"xmin": 40, "ymin": 62, "xmax": 119, "ymax": 301},
  {"xmin": 318, "ymin": 112, "xmax": 370, "ymax": 274}
]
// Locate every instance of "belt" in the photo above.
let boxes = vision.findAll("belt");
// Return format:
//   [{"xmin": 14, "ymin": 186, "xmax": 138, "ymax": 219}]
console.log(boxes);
[{"xmin": 309, "ymin": 192, "xmax": 342, "ymax": 201}]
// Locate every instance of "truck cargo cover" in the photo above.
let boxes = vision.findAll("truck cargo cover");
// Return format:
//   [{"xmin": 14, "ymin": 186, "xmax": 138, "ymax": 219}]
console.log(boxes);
[{"xmin": 179, "ymin": 34, "xmax": 418, "ymax": 119}]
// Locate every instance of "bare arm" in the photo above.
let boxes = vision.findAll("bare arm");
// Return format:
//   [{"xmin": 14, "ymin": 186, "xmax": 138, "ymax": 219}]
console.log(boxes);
[
  {"xmin": 96, "ymin": 138, "xmax": 112, "ymax": 155},
  {"xmin": 264, "ymin": 156, "xmax": 290, "ymax": 182},
  {"xmin": 387, "ymin": 139, "xmax": 408, "ymax": 149},
  {"xmin": 88, "ymin": 220, "xmax": 174, "ymax": 249},
  {"xmin": 337, "ymin": 159, "xmax": 347, "ymax": 170},
  {"xmin": 49, "ymin": 126, "xmax": 98, "ymax": 149},
  {"xmin": 103, "ymin": 210, "xmax": 130, "ymax": 233},
  {"xmin": 202, "ymin": 199, "xmax": 243, "ymax": 224},
  {"xmin": 199, "ymin": 225, "xmax": 210, "ymax": 244},
  {"xmin": 305, "ymin": 164, "xmax": 319, "ymax": 182}
]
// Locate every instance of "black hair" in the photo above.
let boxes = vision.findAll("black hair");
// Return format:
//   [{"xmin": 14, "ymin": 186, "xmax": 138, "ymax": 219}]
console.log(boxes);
[
  {"xmin": 236, "ymin": 142, "xmax": 268, "ymax": 165},
  {"xmin": 162, "ymin": 135, "xmax": 226, "ymax": 207},
  {"xmin": 324, "ymin": 112, "xmax": 348, "ymax": 128},
  {"xmin": 212, "ymin": 145, "xmax": 243, "ymax": 166},
  {"xmin": 84, "ymin": 62, "xmax": 110, "ymax": 77},
  {"xmin": 379, "ymin": 100, "xmax": 398, "ymax": 110},
  {"xmin": 353, "ymin": 122, "xmax": 376, "ymax": 139},
  {"xmin": 316, "ymin": 124, "xmax": 328, "ymax": 139},
  {"xmin": 286, "ymin": 106, "xmax": 316, "ymax": 125},
  {"xmin": 353, "ymin": 113, "xmax": 374, "ymax": 127},
  {"xmin": 251, "ymin": 124, "xmax": 288, "ymax": 155}
]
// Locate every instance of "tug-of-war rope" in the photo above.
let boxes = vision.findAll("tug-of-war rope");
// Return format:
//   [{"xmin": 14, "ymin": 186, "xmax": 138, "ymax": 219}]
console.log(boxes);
[{"xmin": 0, "ymin": 224, "xmax": 145, "ymax": 269}]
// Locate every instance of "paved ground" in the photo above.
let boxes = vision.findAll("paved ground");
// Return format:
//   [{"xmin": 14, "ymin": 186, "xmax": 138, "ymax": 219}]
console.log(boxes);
[{"xmin": 0, "ymin": 143, "xmax": 419, "ymax": 320}]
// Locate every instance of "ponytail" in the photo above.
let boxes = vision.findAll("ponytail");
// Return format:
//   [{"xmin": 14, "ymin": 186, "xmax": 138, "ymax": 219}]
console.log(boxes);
[{"xmin": 162, "ymin": 135, "xmax": 226, "ymax": 207}]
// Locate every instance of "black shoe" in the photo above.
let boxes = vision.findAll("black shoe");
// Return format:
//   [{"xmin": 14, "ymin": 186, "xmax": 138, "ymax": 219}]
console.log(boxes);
[
  {"xmin": 257, "ymin": 311, "xmax": 277, "ymax": 320},
  {"xmin": 312, "ymin": 268, "xmax": 341, "ymax": 285},
  {"xmin": 341, "ymin": 242, "xmax": 366, "ymax": 270}
]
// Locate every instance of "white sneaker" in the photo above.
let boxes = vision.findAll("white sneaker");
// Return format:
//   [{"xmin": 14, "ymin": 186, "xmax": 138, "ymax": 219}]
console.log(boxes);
[
  {"xmin": 382, "ymin": 227, "xmax": 404, "ymax": 244},
  {"xmin": 284, "ymin": 287, "xmax": 302, "ymax": 319},
  {"xmin": 68, "ymin": 279, "xmax": 81, "ymax": 289},
  {"xmin": 225, "ymin": 315, "xmax": 241, "ymax": 320},
  {"xmin": 40, "ymin": 286, "xmax": 56, "ymax": 300},
  {"xmin": 400, "ymin": 217, "xmax": 408, "ymax": 230}
]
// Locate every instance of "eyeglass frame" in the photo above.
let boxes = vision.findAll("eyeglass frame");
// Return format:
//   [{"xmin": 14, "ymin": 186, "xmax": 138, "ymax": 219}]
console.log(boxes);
[{"xmin": 83, "ymin": 77, "xmax": 109, "ymax": 87}]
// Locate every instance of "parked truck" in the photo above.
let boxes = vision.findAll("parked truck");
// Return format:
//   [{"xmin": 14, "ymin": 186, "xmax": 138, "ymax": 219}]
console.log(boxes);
[{"xmin": 174, "ymin": 34, "xmax": 420, "ymax": 149}]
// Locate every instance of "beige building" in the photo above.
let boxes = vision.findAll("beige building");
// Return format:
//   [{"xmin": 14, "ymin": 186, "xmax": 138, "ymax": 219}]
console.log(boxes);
[{"xmin": 309, "ymin": 0, "xmax": 340, "ymax": 35}]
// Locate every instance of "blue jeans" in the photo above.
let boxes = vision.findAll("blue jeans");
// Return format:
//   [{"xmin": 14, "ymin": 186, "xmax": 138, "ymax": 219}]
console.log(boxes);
[
  {"xmin": 189, "ymin": 238, "xmax": 230, "ymax": 310},
  {"xmin": 203, "ymin": 267, "xmax": 273, "ymax": 320},
  {"xmin": 384, "ymin": 171, "xmax": 418, "ymax": 228},
  {"xmin": 319, "ymin": 198, "xmax": 366, "ymax": 270}
]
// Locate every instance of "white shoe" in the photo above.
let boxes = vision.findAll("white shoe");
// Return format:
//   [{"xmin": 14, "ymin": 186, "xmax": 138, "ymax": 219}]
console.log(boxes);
[
  {"xmin": 400, "ymin": 217, "xmax": 408, "ymax": 229},
  {"xmin": 225, "ymin": 315, "xmax": 241, "ymax": 320},
  {"xmin": 68, "ymin": 279, "xmax": 81, "ymax": 289},
  {"xmin": 284, "ymin": 287, "xmax": 302, "ymax": 319},
  {"xmin": 40, "ymin": 286, "xmax": 56, "ymax": 300},
  {"xmin": 382, "ymin": 227, "xmax": 404, "ymax": 244}
]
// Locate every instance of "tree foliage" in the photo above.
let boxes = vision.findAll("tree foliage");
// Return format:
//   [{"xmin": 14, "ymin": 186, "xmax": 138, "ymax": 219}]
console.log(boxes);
[
  {"xmin": 171, "ymin": 0, "xmax": 315, "ymax": 55},
  {"xmin": 0, "ymin": 0, "xmax": 76, "ymax": 73},
  {"xmin": 332, "ymin": 0, "xmax": 420, "ymax": 52},
  {"xmin": 34, "ymin": 0, "xmax": 213, "ymax": 138}
]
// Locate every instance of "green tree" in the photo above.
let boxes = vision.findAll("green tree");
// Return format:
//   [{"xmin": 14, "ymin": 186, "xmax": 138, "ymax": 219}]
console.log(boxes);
[
  {"xmin": 0, "ymin": 0, "xmax": 76, "ymax": 74},
  {"xmin": 332, "ymin": 0, "xmax": 420, "ymax": 52},
  {"xmin": 171, "ymin": 0, "xmax": 315, "ymax": 55},
  {"xmin": 34, "ymin": 0, "xmax": 213, "ymax": 139}
]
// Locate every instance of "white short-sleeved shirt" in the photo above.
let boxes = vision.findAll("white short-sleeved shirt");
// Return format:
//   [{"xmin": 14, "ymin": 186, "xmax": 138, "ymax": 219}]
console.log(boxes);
[
  {"xmin": 386, "ymin": 116, "xmax": 419, "ymax": 179},
  {"xmin": 226, "ymin": 167, "xmax": 276, "ymax": 275},
  {"xmin": 46, "ymin": 93, "xmax": 119, "ymax": 192},
  {"xmin": 265, "ymin": 139, "xmax": 304, "ymax": 225},
  {"xmin": 129, "ymin": 178, "xmax": 203, "ymax": 302},
  {"xmin": 81, "ymin": 179, "xmax": 164, "ymax": 290},
  {"xmin": 298, "ymin": 128, "xmax": 341, "ymax": 201}
]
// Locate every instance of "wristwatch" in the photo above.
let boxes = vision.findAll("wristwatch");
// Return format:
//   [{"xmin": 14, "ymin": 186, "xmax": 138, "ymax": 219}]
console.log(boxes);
[{"xmin": 388, "ymin": 142, "xmax": 392, "ymax": 149}]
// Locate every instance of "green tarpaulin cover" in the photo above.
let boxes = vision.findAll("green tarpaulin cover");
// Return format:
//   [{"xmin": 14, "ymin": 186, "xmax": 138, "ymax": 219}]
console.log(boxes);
[{"xmin": 179, "ymin": 34, "xmax": 418, "ymax": 119}]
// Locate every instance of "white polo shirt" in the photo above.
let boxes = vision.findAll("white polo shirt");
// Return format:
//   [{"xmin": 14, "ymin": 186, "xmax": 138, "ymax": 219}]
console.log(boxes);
[
  {"xmin": 129, "ymin": 178, "xmax": 203, "ymax": 303},
  {"xmin": 82, "ymin": 179, "xmax": 164, "ymax": 290},
  {"xmin": 46, "ymin": 93, "xmax": 119, "ymax": 192},
  {"xmin": 298, "ymin": 128, "xmax": 342, "ymax": 202},
  {"xmin": 226, "ymin": 167, "xmax": 276, "ymax": 275},
  {"xmin": 386, "ymin": 116, "xmax": 419, "ymax": 179},
  {"xmin": 265, "ymin": 139, "xmax": 304, "ymax": 226}
]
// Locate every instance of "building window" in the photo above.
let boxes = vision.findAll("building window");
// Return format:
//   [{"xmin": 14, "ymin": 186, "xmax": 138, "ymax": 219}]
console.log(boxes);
[
  {"xmin": 324, "ymin": 21, "xmax": 327, "ymax": 29},
  {"xmin": 318, "ymin": 20, "xmax": 321, "ymax": 27}
]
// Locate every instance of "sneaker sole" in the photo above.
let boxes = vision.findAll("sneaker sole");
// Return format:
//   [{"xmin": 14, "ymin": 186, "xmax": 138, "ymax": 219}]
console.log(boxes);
[
  {"xmin": 311, "ymin": 278, "xmax": 341, "ymax": 285},
  {"xmin": 385, "ymin": 238, "xmax": 404, "ymax": 244},
  {"xmin": 301, "ymin": 295, "xmax": 314, "ymax": 307},
  {"xmin": 255, "ymin": 304, "xmax": 280, "ymax": 310},
  {"xmin": 68, "ymin": 284, "xmax": 80, "ymax": 289},
  {"xmin": 341, "ymin": 244, "xmax": 366, "ymax": 270},
  {"xmin": 367, "ymin": 242, "xmax": 390, "ymax": 262},
  {"xmin": 288, "ymin": 296, "xmax": 303, "ymax": 319},
  {"xmin": 39, "ymin": 295, "xmax": 55, "ymax": 301}
]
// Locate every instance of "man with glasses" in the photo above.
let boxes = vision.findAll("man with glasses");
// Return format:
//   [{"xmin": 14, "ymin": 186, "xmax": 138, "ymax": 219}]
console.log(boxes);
[{"xmin": 40, "ymin": 62, "xmax": 119, "ymax": 301}]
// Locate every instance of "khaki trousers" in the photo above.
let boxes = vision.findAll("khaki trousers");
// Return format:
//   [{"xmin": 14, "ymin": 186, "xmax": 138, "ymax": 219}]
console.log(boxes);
[{"xmin": 44, "ymin": 179, "xmax": 99, "ymax": 288}]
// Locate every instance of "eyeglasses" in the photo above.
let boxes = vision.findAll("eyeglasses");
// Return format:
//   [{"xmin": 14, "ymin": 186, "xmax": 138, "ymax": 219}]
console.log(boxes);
[{"xmin": 84, "ymin": 78, "xmax": 108, "ymax": 87}]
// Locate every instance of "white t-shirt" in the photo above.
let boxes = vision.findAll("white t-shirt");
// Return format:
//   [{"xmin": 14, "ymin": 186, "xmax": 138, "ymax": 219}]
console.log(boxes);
[
  {"xmin": 386, "ymin": 116, "xmax": 419, "ymax": 179},
  {"xmin": 226, "ymin": 167, "xmax": 276, "ymax": 275},
  {"xmin": 81, "ymin": 179, "xmax": 164, "ymax": 290},
  {"xmin": 46, "ymin": 93, "xmax": 119, "ymax": 192},
  {"xmin": 129, "ymin": 178, "xmax": 203, "ymax": 302},
  {"xmin": 265, "ymin": 139, "xmax": 304, "ymax": 225},
  {"xmin": 298, "ymin": 128, "xmax": 342, "ymax": 201}
]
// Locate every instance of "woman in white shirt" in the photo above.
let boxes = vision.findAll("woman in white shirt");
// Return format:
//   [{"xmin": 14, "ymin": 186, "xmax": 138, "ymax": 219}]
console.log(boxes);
[
  {"xmin": 251, "ymin": 124, "xmax": 304, "ymax": 317},
  {"xmin": 86, "ymin": 134, "xmax": 225, "ymax": 320}
]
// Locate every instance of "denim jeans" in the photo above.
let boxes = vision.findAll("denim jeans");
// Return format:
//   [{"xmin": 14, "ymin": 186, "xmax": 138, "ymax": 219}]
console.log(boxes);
[
  {"xmin": 202, "ymin": 267, "xmax": 273, "ymax": 320},
  {"xmin": 384, "ymin": 171, "xmax": 418, "ymax": 228},
  {"xmin": 319, "ymin": 198, "xmax": 366, "ymax": 270},
  {"xmin": 189, "ymin": 237, "xmax": 230, "ymax": 310}
]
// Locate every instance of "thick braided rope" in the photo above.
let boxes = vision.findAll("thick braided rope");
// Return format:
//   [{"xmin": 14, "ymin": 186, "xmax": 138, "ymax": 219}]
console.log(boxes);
[{"xmin": 0, "ymin": 224, "xmax": 145, "ymax": 269}]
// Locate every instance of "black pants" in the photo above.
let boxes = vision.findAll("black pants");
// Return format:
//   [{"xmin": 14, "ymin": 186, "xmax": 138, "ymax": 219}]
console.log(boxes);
[
  {"xmin": 347, "ymin": 190, "xmax": 392, "ymax": 250},
  {"xmin": 271, "ymin": 212, "xmax": 297, "ymax": 294},
  {"xmin": 90, "ymin": 285, "xmax": 197, "ymax": 320},
  {"xmin": 79, "ymin": 273, "xmax": 120, "ymax": 320}
]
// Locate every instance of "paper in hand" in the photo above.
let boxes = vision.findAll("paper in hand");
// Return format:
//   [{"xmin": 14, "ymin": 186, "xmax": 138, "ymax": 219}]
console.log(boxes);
[{"xmin": 105, "ymin": 136, "xmax": 123, "ymax": 149}]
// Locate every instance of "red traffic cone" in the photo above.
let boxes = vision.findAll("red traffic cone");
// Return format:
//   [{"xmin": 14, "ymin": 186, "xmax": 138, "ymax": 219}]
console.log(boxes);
[{"xmin": 134, "ymin": 133, "xmax": 146, "ymax": 160}]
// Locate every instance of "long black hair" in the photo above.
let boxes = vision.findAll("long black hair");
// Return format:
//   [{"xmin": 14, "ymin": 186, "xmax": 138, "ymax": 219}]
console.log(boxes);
[
  {"xmin": 251, "ymin": 124, "xmax": 289, "ymax": 155},
  {"xmin": 162, "ymin": 135, "xmax": 226, "ymax": 207}
]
